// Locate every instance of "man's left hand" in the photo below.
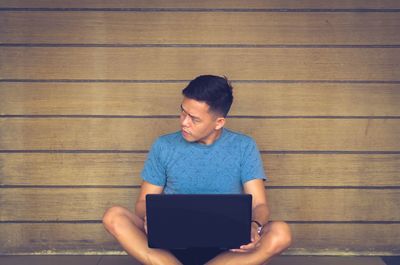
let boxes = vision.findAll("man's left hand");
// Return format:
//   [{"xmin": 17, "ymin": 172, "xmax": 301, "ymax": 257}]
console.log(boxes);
[{"xmin": 229, "ymin": 224, "xmax": 261, "ymax": 253}]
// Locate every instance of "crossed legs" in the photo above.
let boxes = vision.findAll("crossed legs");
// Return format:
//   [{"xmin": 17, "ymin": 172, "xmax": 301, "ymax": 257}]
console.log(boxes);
[
  {"xmin": 206, "ymin": 221, "xmax": 292, "ymax": 265},
  {"xmin": 103, "ymin": 206, "xmax": 182, "ymax": 265},
  {"xmin": 103, "ymin": 206, "xmax": 292, "ymax": 265}
]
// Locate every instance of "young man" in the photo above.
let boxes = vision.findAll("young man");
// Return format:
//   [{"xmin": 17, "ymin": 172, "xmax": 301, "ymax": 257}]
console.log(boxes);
[{"xmin": 103, "ymin": 75, "xmax": 292, "ymax": 265}]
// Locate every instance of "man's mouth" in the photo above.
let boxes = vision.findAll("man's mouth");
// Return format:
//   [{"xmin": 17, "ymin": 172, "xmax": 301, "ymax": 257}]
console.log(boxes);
[{"xmin": 182, "ymin": 129, "xmax": 191, "ymax": 135}]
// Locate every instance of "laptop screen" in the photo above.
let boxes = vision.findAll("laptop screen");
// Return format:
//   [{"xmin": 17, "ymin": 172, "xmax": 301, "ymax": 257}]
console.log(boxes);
[{"xmin": 146, "ymin": 194, "xmax": 252, "ymax": 249}]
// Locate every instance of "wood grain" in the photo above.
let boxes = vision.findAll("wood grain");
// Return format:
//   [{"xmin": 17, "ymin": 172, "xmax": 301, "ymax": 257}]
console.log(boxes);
[
  {"xmin": 1, "ymin": 47, "xmax": 400, "ymax": 81},
  {"xmin": 0, "ymin": 188, "xmax": 139, "ymax": 221},
  {"xmin": 1, "ymin": 118, "xmax": 399, "ymax": 151},
  {"xmin": 289, "ymin": 223, "xmax": 400, "ymax": 255},
  {"xmin": 0, "ymin": 223, "xmax": 399, "ymax": 255},
  {"xmin": 1, "ymin": 0, "xmax": 400, "ymax": 9},
  {"xmin": 2, "ymin": 12, "xmax": 400, "ymax": 45},
  {"xmin": 1, "ymin": 0, "xmax": 400, "ymax": 257},
  {"xmin": 1, "ymin": 188, "xmax": 399, "ymax": 221},
  {"xmin": 0, "ymin": 153, "xmax": 144, "ymax": 186},
  {"xmin": 1, "ymin": 82, "xmax": 400, "ymax": 116},
  {"xmin": 1, "ymin": 153, "xmax": 400, "ymax": 187}
]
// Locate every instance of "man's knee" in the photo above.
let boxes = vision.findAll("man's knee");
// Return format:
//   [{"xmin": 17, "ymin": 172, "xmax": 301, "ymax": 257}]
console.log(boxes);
[
  {"xmin": 102, "ymin": 206, "xmax": 129, "ymax": 233},
  {"xmin": 268, "ymin": 221, "xmax": 292, "ymax": 251}
]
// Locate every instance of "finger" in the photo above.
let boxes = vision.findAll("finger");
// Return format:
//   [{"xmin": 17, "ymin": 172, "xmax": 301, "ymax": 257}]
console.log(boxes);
[
  {"xmin": 144, "ymin": 219, "xmax": 148, "ymax": 234},
  {"xmin": 240, "ymin": 242, "xmax": 257, "ymax": 251},
  {"xmin": 230, "ymin": 243, "xmax": 254, "ymax": 252},
  {"xmin": 230, "ymin": 248, "xmax": 250, "ymax": 253}
]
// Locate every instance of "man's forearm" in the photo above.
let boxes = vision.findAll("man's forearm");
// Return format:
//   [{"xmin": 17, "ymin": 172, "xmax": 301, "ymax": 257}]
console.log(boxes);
[
  {"xmin": 135, "ymin": 200, "xmax": 146, "ymax": 219},
  {"xmin": 252, "ymin": 203, "xmax": 269, "ymax": 226}
]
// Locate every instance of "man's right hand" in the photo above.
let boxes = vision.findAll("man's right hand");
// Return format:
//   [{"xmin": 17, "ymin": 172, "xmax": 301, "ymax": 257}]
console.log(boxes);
[{"xmin": 144, "ymin": 215, "xmax": 148, "ymax": 234}]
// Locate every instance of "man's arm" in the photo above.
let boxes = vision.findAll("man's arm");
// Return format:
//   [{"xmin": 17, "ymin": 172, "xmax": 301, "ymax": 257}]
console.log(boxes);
[
  {"xmin": 135, "ymin": 180, "xmax": 164, "ymax": 220},
  {"xmin": 231, "ymin": 178, "xmax": 269, "ymax": 252},
  {"xmin": 244, "ymin": 178, "xmax": 269, "ymax": 227}
]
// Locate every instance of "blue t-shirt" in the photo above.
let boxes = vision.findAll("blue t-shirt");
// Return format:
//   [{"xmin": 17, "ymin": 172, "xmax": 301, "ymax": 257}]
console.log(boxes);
[{"xmin": 141, "ymin": 128, "xmax": 267, "ymax": 194}]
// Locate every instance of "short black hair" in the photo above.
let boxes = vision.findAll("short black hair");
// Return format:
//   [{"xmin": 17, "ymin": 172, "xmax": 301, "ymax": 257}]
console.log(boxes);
[{"xmin": 182, "ymin": 75, "xmax": 233, "ymax": 117}]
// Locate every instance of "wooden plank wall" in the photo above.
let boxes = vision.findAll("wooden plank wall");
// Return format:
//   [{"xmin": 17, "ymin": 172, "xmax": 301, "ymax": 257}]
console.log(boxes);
[{"xmin": 1, "ymin": 0, "xmax": 400, "ymax": 256}]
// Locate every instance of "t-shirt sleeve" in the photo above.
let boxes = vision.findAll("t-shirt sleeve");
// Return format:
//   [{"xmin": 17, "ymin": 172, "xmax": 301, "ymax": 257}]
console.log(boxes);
[
  {"xmin": 240, "ymin": 138, "xmax": 268, "ymax": 184},
  {"xmin": 140, "ymin": 138, "xmax": 167, "ymax": 187}
]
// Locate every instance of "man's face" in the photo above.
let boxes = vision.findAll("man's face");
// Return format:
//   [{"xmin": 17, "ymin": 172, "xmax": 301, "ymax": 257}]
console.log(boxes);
[{"xmin": 180, "ymin": 97, "xmax": 225, "ymax": 145}]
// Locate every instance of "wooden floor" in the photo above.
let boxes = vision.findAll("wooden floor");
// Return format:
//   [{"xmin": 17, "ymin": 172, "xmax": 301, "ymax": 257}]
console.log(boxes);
[{"xmin": 0, "ymin": 255, "xmax": 394, "ymax": 265}]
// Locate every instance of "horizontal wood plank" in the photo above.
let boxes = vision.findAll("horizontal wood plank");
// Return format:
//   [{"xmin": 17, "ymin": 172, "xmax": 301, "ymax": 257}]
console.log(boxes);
[
  {"xmin": 289, "ymin": 223, "xmax": 400, "ymax": 255},
  {"xmin": 1, "ymin": 0, "xmax": 400, "ymax": 9},
  {"xmin": 1, "ymin": 188, "xmax": 399, "ymax": 221},
  {"xmin": 0, "ymin": 82, "xmax": 183, "ymax": 116},
  {"xmin": 1, "ymin": 153, "xmax": 400, "ymax": 187},
  {"xmin": 0, "ymin": 188, "xmax": 140, "ymax": 221},
  {"xmin": 1, "ymin": 48, "xmax": 399, "ymax": 81},
  {"xmin": 0, "ymin": 153, "xmax": 144, "ymax": 186},
  {"xmin": 1, "ymin": 82, "xmax": 400, "ymax": 116},
  {"xmin": 265, "ymin": 154, "xmax": 400, "ymax": 187},
  {"xmin": 1, "ymin": 118, "xmax": 399, "ymax": 151},
  {"xmin": 0, "ymin": 223, "xmax": 399, "ymax": 255},
  {"xmin": 2, "ymin": 12, "xmax": 400, "ymax": 45}
]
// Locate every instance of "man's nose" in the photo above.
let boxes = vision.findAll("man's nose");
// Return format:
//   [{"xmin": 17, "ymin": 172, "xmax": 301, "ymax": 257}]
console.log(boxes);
[{"xmin": 181, "ymin": 115, "xmax": 190, "ymax": 127}]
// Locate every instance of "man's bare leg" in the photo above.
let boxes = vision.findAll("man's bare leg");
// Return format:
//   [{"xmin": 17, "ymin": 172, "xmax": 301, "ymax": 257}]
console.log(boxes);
[
  {"xmin": 205, "ymin": 221, "xmax": 292, "ymax": 265},
  {"xmin": 103, "ymin": 206, "xmax": 182, "ymax": 265}
]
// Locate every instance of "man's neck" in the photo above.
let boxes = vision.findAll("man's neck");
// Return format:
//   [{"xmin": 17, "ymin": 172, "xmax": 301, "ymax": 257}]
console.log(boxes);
[{"xmin": 198, "ymin": 128, "xmax": 223, "ymax": 145}]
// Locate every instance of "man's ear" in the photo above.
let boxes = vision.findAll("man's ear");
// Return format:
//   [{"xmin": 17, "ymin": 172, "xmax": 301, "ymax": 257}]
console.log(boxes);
[{"xmin": 215, "ymin": 117, "xmax": 226, "ymax": 130}]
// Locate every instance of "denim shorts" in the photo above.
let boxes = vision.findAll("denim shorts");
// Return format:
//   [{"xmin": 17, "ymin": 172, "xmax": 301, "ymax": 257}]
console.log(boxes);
[{"xmin": 169, "ymin": 248, "xmax": 226, "ymax": 265}]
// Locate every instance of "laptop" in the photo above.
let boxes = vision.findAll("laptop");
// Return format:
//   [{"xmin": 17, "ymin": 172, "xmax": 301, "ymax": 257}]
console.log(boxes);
[{"xmin": 146, "ymin": 194, "xmax": 252, "ymax": 249}]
